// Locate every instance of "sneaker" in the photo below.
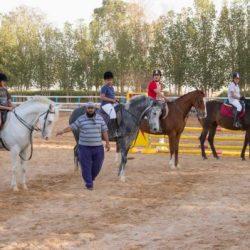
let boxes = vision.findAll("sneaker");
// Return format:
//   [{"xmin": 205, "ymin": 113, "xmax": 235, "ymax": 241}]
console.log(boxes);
[{"xmin": 85, "ymin": 185, "xmax": 93, "ymax": 191}]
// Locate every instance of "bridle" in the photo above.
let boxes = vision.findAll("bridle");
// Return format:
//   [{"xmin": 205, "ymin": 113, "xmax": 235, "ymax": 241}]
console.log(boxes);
[
  {"xmin": 124, "ymin": 99, "xmax": 162, "ymax": 148},
  {"xmin": 3, "ymin": 108, "xmax": 56, "ymax": 161},
  {"xmin": 194, "ymin": 97, "xmax": 206, "ymax": 119},
  {"xmin": 125, "ymin": 99, "xmax": 160, "ymax": 126}
]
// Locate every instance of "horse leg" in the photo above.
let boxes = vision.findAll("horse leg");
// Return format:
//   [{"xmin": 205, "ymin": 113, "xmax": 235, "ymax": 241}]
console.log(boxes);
[
  {"xmin": 174, "ymin": 133, "xmax": 181, "ymax": 169},
  {"xmin": 10, "ymin": 148, "xmax": 19, "ymax": 191},
  {"xmin": 20, "ymin": 148, "xmax": 28, "ymax": 190},
  {"xmin": 115, "ymin": 142, "xmax": 120, "ymax": 163},
  {"xmin": 207, "ymin": 126, "xmax": 219, "ymax": 159},
  {"xmin": 199, "ymin": 128, "xmax": 209, "ymax": 160},
  {"xmin": 241, "ymin": 132, "xmax": 248, "ymax": 161},
  {"xmin": 118, "ymin": 139, "xmax": 128, "ymax": 182},
  {"xmin": 168, "ymin": 134, "xmax": 176, "ymax": 170}
]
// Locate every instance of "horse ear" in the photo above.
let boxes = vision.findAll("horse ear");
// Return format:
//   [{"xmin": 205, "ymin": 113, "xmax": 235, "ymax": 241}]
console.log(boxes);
[
  {"xmin": 27, "ymin": 96, "xmax": 34, "ymax": 101},
  {"xmin": 49, "ymin": 104, "xmax": 55, "ymax": 112}
]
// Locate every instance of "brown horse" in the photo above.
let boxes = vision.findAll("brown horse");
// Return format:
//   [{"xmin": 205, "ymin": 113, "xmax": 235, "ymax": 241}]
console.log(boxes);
[
  {"xmin": 199, "ymin": 99, "xmax": 250, "ymax": 160},
  {"xmin": 139, "ymin": 90, "xmax": 206, "ymax": 169}
]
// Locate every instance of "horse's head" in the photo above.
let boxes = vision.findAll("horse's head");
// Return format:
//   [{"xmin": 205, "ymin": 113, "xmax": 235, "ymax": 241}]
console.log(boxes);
[
  {"xmin": 145, "ymin": 99, "xmax": 163, "ymax": 133},
  {"xmin": 38, "ymin": 103, "xmax": 59, "ymax": 140},
  {"xmin": 192, "ymin": 90, "xmax": 207, "ymax": 119}
]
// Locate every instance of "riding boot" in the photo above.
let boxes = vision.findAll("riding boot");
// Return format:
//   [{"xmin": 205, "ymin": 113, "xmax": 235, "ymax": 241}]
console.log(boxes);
[
  {"xmin": 233, "ymin": 110, "xmax": 242, "ymax": 128},
  {"xmin": 109, "ymin": 119, "xmax": 121, "ymax": 138}
]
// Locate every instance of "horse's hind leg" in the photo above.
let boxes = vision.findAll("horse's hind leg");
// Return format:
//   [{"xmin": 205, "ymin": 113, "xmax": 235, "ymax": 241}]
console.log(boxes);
[
  {"xmin": 10, "ymin": 148, "xmax": 19, "ymax": 191},
  {"xmin": 199, "ymin": 128, "xmax": 209, "ymax": 160},
  {"xmin": 207, "ymin": 126, "xmax": 219, "ymax": 159}
]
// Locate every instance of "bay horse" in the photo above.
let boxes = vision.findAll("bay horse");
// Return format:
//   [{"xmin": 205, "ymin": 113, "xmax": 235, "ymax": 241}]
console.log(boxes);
[
  {"xmin": 0, "ymin": 97, "xmax": 59, "ymax": 191},
  {"xmin": 199, "ymin": 99, "xmax": 250, "ymax": 160},
  {"xmin": 139, "ymin": 90, "xmax": 206, "ymax": 169},
  {"xmin": 69, "ymin": 95, "xmax": 164, "ymax": 181}
]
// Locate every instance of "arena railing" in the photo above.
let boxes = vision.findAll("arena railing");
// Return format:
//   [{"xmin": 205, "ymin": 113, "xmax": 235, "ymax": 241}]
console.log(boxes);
[
  {"xmin": 11, "ymin": 95, "xmax": 127, "ymax": 112},
  {"xmin": 11, "ymin": 95, "xmax": 249, "ymax": 112}
]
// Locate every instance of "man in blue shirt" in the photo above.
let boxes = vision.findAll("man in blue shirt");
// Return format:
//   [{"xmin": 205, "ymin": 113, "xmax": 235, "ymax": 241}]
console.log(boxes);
[
  {"xmin": 100, "ymin": 71, "xmax": 121, "ymax": 137},
  {"xmin": 56, "ymin": 102, "xmax": 110, "ymax": 190}
]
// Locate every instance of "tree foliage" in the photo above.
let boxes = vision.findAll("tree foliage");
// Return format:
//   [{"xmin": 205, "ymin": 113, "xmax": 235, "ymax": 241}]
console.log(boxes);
[{"xmin": 0, "ymin": 0, "xmax": 249, "ymax": 94}]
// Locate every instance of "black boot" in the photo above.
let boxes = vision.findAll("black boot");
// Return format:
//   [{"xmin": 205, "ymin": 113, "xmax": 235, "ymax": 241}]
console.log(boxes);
[
  {"xmin": 233, "ymin": 110, "xmax": 242, "ymax": 128},
  {"xmin": 109, "ymin": 119, "xmax": 121, "ymax": 137}
]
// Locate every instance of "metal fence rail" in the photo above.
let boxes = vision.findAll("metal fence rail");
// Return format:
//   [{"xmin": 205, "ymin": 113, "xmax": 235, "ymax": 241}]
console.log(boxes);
[{"xmin": 11, "ymin": 95, "xmax": 249, "ymax": 112}]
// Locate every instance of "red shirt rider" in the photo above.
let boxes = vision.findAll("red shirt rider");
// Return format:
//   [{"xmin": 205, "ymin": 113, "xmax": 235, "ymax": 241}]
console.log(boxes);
[{"xmin": 147, "ymin": 69, "xmax": 166, "ymax": 100}]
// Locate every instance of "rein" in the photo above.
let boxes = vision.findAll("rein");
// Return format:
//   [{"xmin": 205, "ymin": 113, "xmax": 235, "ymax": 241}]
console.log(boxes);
[
  {"xmin": 5, "ymin": 108, "xmax": 55, "ymax": 161},
  {"xmin": 125, "ymin": 100, "xmax": 155, "ymax": 126},
  {"xmin": 125, "ymin": 100, "xmax": 156, "ymax": 149}
]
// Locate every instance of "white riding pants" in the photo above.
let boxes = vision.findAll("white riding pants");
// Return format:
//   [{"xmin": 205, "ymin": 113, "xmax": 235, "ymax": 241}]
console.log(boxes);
[
  {"xmin": 102, "ymin": 103, "xmax": 116, "ymax": 119},
  {"xmin": 229, "ymin": 99, "xmax": 242, "ymax": 112}
]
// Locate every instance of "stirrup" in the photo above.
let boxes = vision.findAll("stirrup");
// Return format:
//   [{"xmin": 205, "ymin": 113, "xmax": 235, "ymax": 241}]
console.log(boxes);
[{"xmin": 233, "ymin": 121, "xmax": 242, "ymax": 128}]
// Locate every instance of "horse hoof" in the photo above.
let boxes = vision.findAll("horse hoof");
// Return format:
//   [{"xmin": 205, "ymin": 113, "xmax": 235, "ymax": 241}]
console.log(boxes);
[
  {"xmin": 23, "ymin": 184, "xmax": 28, "ymax": 190},
  {"xmin": 241, "ymin": 157, "xmax": 246, "ymax": 161},
  {"xmin": 202, "ymin": 156, "xmax": 208, "ymax": 160},
  {"xmin": 176, "ymin": 164, "xmax": 181, "ymax": 169},
  {"xmin": 215, "ymin": 156, "xmax": 220, "ymax": 160},
  {"xmin": 13, "ymin": 187, "xmax": 19, "ymax": 192},
  {"xmin": 169, "ymin": 165, "xmax": 176, "ymax": 170},
  {"xmin": 120, "ymin": 175, "xmax": 126, "ymax": 182}
]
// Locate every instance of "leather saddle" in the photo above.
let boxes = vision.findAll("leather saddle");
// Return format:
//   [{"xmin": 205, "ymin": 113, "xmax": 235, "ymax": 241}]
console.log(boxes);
[
  {"xmin": 220, "ymin": 100, "xmax": 245, "ymax": 118},
  {"xmin": 98, "ymin": 104, "xmax": 123, "ymax": 126}
]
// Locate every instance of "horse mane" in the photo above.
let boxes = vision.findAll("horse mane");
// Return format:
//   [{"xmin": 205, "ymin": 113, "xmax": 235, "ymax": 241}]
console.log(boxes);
[
  {"xmin": 176, "ymin": 90, "xmax": 203, "ymax": 101},
  {"xmin": 125, "ymin": 95, "xmax": 148, "ymax": 109},
  {"xmin": 16, "ymin": 96, "xmax": 56, "ymax": 111},
  {"xmin": 21, "ymin": 96, "xmax": 54, "ymax": 106}
]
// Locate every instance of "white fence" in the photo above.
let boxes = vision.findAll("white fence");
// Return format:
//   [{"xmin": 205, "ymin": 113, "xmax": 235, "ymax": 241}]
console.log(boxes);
[
  {"xmin": 11, "ymin": 95, "xmax": 249, "ymax": 112},
  {"xmin": 11, "ymin": 95, "xmax": 126, "ymax": 112}
]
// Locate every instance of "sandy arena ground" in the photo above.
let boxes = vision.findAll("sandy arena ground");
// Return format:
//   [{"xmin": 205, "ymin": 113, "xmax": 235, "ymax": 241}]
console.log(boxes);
[{"xmin": 0, "ymin": 114, "xmax": 250, "ymax": 250}]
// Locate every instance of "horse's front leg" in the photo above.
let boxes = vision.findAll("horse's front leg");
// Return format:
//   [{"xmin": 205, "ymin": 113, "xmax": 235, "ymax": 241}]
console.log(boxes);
[
  {"xmin": 117, "ymin": 140, "xmax": 128, "ymax": 182},
  {"xmin": 208, "ymin": 126, "xmax": 219, "ymax": 159},
  {"xmin": 115, "ymin": 142, "xmax": 120, "ymax": 163},
  {"xmin": 10, "ymin": 147, "xmax": 19, "ymax": 191},
  {"xmin": 168, "ymin": 134, "xmax": 176, "ymax": 170},
  {"xmin": 199, "ymin": 128, "xmax": 209, "ymax": 160},
  {"xmin": 20, "ymin": 147, "xmax": 29, "ymax": 190},
  {"xmin": 174, "ymin": 133, "xmax": 181, "ymax": 169},
  {"xmin": 241, "ymin": 132, "xmax": 248, "ymax": 161}
]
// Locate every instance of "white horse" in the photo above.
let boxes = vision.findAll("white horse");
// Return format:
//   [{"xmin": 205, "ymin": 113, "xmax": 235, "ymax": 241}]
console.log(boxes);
[{"xmin": 0, "ymin": 96, "xmax": 59, "ymax": 191}]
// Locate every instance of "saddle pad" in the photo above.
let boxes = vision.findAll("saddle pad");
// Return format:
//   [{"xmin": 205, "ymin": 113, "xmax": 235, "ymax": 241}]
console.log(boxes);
[{"xmin": 220, "ymin": 103, "xmax": 245, "ymax": 118}]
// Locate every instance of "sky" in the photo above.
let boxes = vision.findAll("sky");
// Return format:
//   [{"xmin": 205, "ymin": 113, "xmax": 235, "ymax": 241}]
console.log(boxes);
[{"xmin": 1, "ymin": 0, "xmax": 224, "ymax": 28}]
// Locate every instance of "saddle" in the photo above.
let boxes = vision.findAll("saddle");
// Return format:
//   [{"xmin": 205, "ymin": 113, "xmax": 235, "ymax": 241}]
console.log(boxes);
[
  {"xmin": 98, "ymin": 104, "xmax": 123, "ymax": 126},
  {"xmin": 220, "ymin": 101, "xmax": 245, "ymax": 118}
]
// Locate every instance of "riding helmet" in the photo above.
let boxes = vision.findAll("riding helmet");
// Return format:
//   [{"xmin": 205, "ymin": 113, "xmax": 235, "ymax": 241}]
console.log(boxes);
[
  {"xmin": 0, "ymin": 73, "xmax": 8, "ymax": 81},
  {"xmin": 232, "ymin": 72, "xmax": 240, "ymax": 79},
  {"xmin": 104, "ymin": 71, "xmax": 114, "ymax": 80},
  {"xmin": 153, "ymin": 69, "xmax": 162, "ymax": 76}
]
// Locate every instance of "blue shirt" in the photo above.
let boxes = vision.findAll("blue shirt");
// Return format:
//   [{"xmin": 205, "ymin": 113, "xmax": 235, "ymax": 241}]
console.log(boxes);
[
  {"xmin": 100, "ymin": 84, "xmax": 115, "ymax": 106},
  {"xmin": 70, "ymin": 114, "xmax": 108, "ymax": 146}
]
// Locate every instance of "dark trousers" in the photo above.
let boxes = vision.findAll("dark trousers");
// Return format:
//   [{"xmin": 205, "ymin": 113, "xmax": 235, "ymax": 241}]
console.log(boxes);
[{"xmin": 78, "ymin": 145, "xmax": 104, "ymax": 188}]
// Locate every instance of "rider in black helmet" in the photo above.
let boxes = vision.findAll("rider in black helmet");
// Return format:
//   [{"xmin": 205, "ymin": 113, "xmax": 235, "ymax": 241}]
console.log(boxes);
[{"xmin": 100, "ymin": 71, "xmax": 121, "ymax": 137}]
